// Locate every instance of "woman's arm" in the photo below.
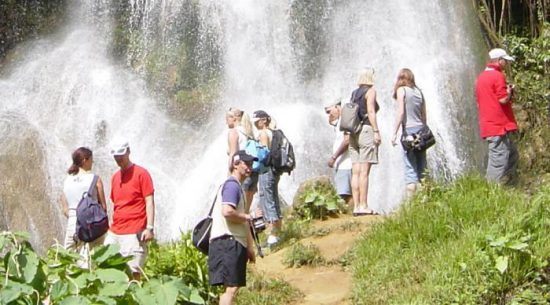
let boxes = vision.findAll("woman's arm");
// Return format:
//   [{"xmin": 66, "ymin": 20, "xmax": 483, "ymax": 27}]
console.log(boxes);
[
  {"xmin": 258, "ymin": 130, "xmax": 269, "ymax": 147},
  {"xmin": 60, "ymin": 193, "xmax": 69, "ymax": 218},
  {"xmin": 421, "ymin": 91, "xmax": 427, "ymax": 125},
  {"xmin": 366, "ymin": 88, "xmax": 381, "ymax": 145},
  {"xmin": 228, "ymin": 129, "xmax": 239, "ymax": 156},
  {"xmin": 391, "ymin": 87, "xmax": 406, "ymax": 145},
  {"xmin": 96, "ymin": 177, "xmax": 107, "ymax": 211}
]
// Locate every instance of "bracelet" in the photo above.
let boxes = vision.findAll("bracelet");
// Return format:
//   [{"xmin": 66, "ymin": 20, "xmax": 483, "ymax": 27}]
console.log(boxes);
[
  {"xmin": 373, "ymin": 129, "xmax": 380, "ymax": 133},
  {"xmin": 146, "ymin": 225, "xmax": 154, "ymax": 231},
  {"xmin": 331, "ymin": 155, "xmax": 337, "ymax": 160}
]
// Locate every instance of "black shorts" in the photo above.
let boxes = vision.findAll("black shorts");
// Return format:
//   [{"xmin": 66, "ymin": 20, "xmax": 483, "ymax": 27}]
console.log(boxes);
[{"xmin": 208, "ymin": 236, "xmax": 247, "ymax": 287}]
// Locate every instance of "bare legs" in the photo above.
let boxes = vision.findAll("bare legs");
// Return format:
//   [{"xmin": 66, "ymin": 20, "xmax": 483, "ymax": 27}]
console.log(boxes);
[
  {"xmin": 351, "ymin": 162, "xmax": 373, "ymax": 213},
  {"xmin": 220, "ymin": 286, "xmax": 239, "ymax": 305}
]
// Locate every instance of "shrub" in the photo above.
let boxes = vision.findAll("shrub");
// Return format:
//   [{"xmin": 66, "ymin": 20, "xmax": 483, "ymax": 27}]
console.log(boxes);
[
  {"xmin": 293, "ymin": 177, "xmax": 347, "ymax": 221},
  {"xmin": 351, "ymin": 176, "xmax": 550, "ymax": 304},
  {"xmin": 282, "ymin": 242, "xmax": 325, "ymax": 268}
]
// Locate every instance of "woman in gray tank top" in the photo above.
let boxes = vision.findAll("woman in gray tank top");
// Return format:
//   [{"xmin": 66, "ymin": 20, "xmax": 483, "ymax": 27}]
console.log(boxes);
[{"xmin": 390, "ymin": 68, "xmax": 428, "ymax": 198}]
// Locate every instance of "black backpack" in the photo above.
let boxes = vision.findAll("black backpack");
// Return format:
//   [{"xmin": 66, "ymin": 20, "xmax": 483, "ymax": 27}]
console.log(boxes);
[
  {"xmin": 74, "ymin": 175, "xmax": 109, "ymax": 242},
  {"xmin": 269, "ymin": 129, "xmax": 296, "ymax": 175}
]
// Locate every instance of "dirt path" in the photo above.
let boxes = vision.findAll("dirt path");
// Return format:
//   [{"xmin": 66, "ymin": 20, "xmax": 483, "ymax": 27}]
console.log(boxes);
[{"xmin": 253, "ymin": 214, "xmax": 383, "ymax": 305}]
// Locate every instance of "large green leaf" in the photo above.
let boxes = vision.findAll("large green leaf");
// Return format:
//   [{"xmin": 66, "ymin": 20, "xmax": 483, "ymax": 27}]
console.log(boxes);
[
  {"xmin": 99, "ymin": 282, "xmax": 128, "ymax": 297},
  {"xmin": 19, "ymin": 248, "xmax": 39, "ymax": 283},
  {"xmin": 50, "ymin": 280, "xmax": 70, "ymax": 301},
  {"xmin": 149, "ymin": 280, "xmax": 179, "ymax": 305},
  {"xmin": 59, "ymin": 295, "xmax": 92, "ymax": 305},
  {"xmin": 93, "ymin": 295, "xmax": 118, "ymax": 305},
  {"xmin": 91, "ymin": 244, "xmax": 121, "ymax": 265},
  {"xmin": 304, "ymin": 193, "xmax": 318, "ymax": 204},
  {"xmin": 133, "ymin": 286, "xmax": 157, "ymax": 305},
  {"xmin": 0, "ymin": 281, "xmax": 34, "ymax": 303},
  {"xmin": 95, "ymin": 268, "xmax": 129, "ymax": 283}
]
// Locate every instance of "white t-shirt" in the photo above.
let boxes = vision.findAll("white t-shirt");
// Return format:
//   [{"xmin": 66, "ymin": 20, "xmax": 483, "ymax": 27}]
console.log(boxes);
[
  {"xmin": 63, "ymin": 172, "xmax": 96, "ymax": 210},
  {"xmin": 333, "ymin": 119, "xmax": 352, "ymax": 170}
]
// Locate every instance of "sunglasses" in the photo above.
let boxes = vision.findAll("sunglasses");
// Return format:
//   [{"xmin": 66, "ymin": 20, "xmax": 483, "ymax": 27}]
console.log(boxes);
[
  {"xmin": 110, "ymin": 147, "xmax": 127, "ymax": 155},
  {"xmin": 325, "ymin": 108, "xmax": 332, "ymax": 114}
]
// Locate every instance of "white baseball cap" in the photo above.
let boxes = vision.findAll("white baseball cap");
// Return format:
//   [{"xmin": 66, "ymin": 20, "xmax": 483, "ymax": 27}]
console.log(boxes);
[
  {"xmin": 110, "ymin": 139, "xmax": 129, "ymax": 156},
  {"xmin": 489, "ymin": 48, "xmax": 514, "ymax": 61}
]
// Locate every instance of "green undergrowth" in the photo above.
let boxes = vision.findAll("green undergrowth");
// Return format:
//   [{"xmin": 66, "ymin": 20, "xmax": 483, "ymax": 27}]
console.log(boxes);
[
  {"xmin": 351, "ymin": 175, "xmax": 550, "ymax": 305},
  {"xmin": 234, "ymin": 270, "xmax": 303, "ymax": 305}
]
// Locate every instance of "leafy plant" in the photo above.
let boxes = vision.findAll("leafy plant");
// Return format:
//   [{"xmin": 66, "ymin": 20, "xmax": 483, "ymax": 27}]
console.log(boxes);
[
  {"xmin": 282, "ymin": 242, "xmax": 325, "ymax": 268},
  {"xmin": 0, "ymin": 231, "xmax": 206, "ymax": 305},
  {"xmin": 145, "ymin": 232, "xmax": 220, "ymax": 303},
  {"xmin": 294, "ymin": 178, "xmax": 346, "ymax": 220}
]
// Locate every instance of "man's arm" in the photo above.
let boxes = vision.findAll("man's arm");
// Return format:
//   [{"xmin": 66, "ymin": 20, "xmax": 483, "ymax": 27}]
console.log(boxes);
[
  {"xmin": 141, "ymin": 194, "xmax": 155, "ymax": 241},
  {"xmin": 328, "ymin": 134, "xmax": 349, "ymax": 168},
  {"xmin": 222, "ymin": 204, "xmax": 250, "ymax": 223}
]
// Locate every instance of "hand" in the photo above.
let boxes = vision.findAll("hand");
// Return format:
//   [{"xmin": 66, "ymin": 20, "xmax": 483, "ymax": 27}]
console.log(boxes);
[
  {"xmin": 391, "ymin": 134, "xmax": 397, "ymax": 146},
  {"xmin": 247, "ymin": 247, "xmax": 256, "ymax": 263},
  {"xmin": 374, "ymin": 132, "xmax": 381, "ymax": 146},
  {"xmin": 254, "ymin": 208, "xmax": 263, "ymax": 218},
  {"xmin": 141, "ymin": 228, "xmax": 154, "ymax": 242},
  {"xmin": 327, "ymin": 157, "xmax": 335, "ymax": 168}
]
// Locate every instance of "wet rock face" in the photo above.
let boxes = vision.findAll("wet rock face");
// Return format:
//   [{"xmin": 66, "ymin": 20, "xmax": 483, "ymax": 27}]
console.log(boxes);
[{"xmin": 0, "ymin": 113, "xmax": 63, "ymax": 253}]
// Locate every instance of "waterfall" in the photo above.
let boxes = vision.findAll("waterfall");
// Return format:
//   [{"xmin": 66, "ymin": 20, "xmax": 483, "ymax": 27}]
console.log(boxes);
[{"xmin": 0, "ymin": 0, "xmax": 486, "ymax": 249}]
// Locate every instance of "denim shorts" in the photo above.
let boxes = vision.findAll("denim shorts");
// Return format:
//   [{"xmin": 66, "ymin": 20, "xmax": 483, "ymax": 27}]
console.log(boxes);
[
  {"xmin": 334, "ymin": 169, "xmax": 352, "ymax": 196},
  {"xmin": 403, "ymin": 126, "xmax": 427, "ymax": 184},
  {"xmin": 259, "ymin": 167, "xmax": 282, "ymax": 222}
]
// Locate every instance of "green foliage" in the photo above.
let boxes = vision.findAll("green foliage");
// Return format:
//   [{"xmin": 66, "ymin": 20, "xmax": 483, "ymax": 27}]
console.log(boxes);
[
  {"xmin": 351, "ymin": 175, "xmax": 550, "ymax": 304},
  {"xmin": 145, "ymin": 232, "xmax": 220, "ymax": 303},
  {"xmin": 294, "ymin": 179, "xmax": 346, "ymax": 221},
  {"xmin": 0, "ymin": 231, "xmax": 206, "ymax": 305},
  {"xmin": 235, "ymin": 271, "xmax": 303, "ymax": 305},
  {"xmin": 282, "ymin": 242, "xmax": 325, "ymax": 268}
]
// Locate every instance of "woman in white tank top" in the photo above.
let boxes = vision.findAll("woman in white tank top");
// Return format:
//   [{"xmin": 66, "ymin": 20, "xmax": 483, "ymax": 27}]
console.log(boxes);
[{"xmin": 60, "ymin": 147, "xmax": 107, "ymax": 252}]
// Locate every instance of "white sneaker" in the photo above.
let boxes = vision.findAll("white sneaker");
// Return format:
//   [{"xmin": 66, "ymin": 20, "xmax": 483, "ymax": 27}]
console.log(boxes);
[{"xmin": 267, "ymin": 235, "xmax": 279, "ymax": 246}]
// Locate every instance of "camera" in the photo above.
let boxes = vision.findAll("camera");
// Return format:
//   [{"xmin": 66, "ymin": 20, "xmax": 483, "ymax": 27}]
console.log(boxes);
[{"xmin": 251, "ymin": 216, "xmax": 266, "ymax": 232}]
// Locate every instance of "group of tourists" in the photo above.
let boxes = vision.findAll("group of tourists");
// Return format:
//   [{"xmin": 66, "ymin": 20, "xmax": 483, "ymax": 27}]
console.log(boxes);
[
  {"xmin": 326, "ymin": 47, "xmax": 519, "ymax": 213},
  {"xmin": 60, "ymin": 140, "xmax": 155, "ymax": 281},
  {"xmin": 59, "ymin": 47, "xmax": 519, "ymax": 305}
]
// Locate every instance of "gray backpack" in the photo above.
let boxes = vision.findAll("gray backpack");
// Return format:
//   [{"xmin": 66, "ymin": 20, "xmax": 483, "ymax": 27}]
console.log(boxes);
[{"xmin": 339, "ymin": 102, "xmax": 362, "ymax": 134}]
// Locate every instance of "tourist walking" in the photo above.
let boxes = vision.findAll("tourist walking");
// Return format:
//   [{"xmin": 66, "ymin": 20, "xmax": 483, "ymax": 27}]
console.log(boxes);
[
  {"xmin": 348, "ymin": 67, "xmax": 381, "ymax": 215},
  {"xmin": 475, "ymin": 48, "xmax": 518, "ymax": 184},
  {"xmin": 324, "ymin": 99, "xmax": 353, "ymax": 208},
  {"xmin": 390, "ymin": 68, "xmax": 428, "ymax": 197},
  {"xmin": 61, "ymin": 147, "xmax": 107, "ymax": 252},
  {"xmin": 253, "ymin": 110, "xmax": 283, "ymax": 246},
  {"xmin": 105, "ymin": 139, "xmax": 155, "ymax": 280},
  {"xmin": 209, "ymin": 150, "xmax": 259, "ymax": 305}
]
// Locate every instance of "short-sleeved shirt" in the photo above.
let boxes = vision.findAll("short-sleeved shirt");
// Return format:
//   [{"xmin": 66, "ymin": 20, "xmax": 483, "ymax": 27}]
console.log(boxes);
[
  {"xmin": 475, "ymin": 63, "xmax": 518, "ymax": 138},
  {"xmin": 210, "ymin": 177, "xmax": 248, "ymax": 247},
  {"xmin": 110, "ymin": 164, "xmax": 154, "ymax": 234},
  {"xmin": 333, "ymin": 119, "xmax": 351, "ymax": 170}
]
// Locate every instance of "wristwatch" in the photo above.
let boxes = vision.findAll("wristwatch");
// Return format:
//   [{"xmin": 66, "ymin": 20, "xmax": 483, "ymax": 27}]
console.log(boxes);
[{"xmin": 146, "ymin": 225, "xmax": 154, "ymax": 232}]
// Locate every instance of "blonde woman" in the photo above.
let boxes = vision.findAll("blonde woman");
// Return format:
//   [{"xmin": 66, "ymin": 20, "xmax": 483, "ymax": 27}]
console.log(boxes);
[
  {"xmin": 60, "ymin": 147, "xmax": 107, "ymax": 252},
  {"xmin": 390, "ymin": 68, "xmax": 428, "ymax": 197},
  {"xmin": 348, "ymin": 67, "xmax": 381, "ymax": 216},
  {"xmin": 226, "ymin": 107, "xmax": 256, "ymax": 212}
]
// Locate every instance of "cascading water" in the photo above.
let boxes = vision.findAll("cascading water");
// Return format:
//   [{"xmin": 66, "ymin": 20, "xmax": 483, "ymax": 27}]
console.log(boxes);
[{"xmin": 0, "ymin": 0, "xmax": 486, "ymax": 250}]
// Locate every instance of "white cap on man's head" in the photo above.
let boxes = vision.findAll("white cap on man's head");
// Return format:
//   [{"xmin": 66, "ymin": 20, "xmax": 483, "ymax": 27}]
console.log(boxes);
[
  {"xmin": 110, "ymin": 139, "xmax": 129, "ymax": 156},
  {"xmin": 324, "ymin": 98, "xmax": 342, "ymax": 109},
  {"xmin": 489, "ymin": 48, "xmax": 514, "ymax": 61}
]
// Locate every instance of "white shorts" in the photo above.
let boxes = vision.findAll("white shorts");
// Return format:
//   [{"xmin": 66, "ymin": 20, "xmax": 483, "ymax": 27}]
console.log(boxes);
[{"xmin": 104, "ymin": 230, "xmax": 147, "ymax": 273}]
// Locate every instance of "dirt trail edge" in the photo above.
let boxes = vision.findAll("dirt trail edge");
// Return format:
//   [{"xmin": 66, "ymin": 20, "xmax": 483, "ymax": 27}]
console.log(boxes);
[{"xmin": 253, "ymin": 214, "xmax": 383, "ymax": 305}]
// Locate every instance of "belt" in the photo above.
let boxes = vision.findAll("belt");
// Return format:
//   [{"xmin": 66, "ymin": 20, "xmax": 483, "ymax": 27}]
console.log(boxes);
[{"xmin": 211, "ymin": 235, "xmax": 235, "ymax": 242}]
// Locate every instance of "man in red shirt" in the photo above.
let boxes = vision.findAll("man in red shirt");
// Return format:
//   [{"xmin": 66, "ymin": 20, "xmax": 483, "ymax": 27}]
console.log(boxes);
[
  {"xmin": 105, "ymin": 139, "xmax": 155, "ymax": 280},
  {"xmin": 475, "ymin": 48, "xmax": 519, "ymax": 184}
]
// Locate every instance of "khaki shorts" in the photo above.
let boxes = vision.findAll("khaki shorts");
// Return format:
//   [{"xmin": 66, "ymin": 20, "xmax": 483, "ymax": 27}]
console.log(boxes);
[
  {"xmin": 349, "ymin": 125, "xmax": 379, "ymax": 164},
  {"xmin": 104, "ymin": 231, "xmax": 147, "ymax": 273}
]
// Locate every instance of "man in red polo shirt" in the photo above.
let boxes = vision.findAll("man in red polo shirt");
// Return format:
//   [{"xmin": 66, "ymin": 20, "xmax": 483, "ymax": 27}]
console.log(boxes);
[
  {"xmin": 475, "ymin": 48, "xmax": 519, "ymax": 184},
  {"xmin": 105, "ymin": 139, "xmax": 155, "ymax": 280}
]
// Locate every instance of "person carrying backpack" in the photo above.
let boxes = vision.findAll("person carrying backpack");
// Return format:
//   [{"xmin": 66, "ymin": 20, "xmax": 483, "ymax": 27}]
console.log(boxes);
[
  {"xmin": 252, "ymin": 110, "xmax": 283, "ymax": 247},
  {"xmin": 60, "ymin": 147, "xmax": 107, "ymax": 256},
  {"xmin": 348, "ymin": 67, "xmax": 381, "ymax": 216}
]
